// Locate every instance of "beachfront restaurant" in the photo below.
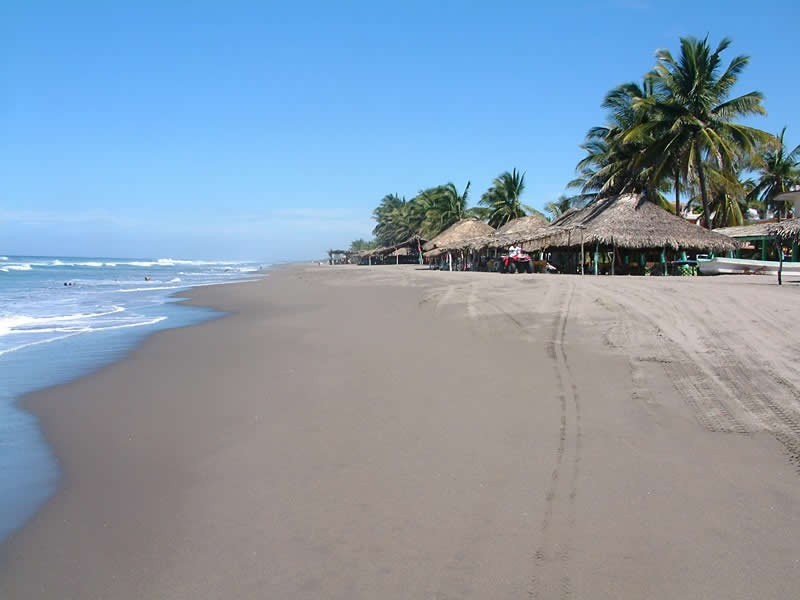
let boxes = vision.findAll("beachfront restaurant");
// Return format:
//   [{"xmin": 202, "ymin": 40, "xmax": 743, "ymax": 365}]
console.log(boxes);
[
  {"xmin": 522, "ymin": 193, "xmax": 738, "ymax": 275},
  {"xmin": 714, "ymin": 221, "xmax": 800, "ymax": 262},
  {"xmin": 422, "ymin": 219, "xmax": 495, "ymax": 270},
  {"xmin": 359, "ymin": 235, "xmax": 428, "ymax": 265}
]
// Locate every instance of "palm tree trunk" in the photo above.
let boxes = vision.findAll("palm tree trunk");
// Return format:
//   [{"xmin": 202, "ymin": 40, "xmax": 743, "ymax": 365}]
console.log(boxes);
[
  {"xmin": 674, "ymin": 167, "xmax": 681, "ymax": 216},
  {"xmin": 693, "ymin": 143, "xmax": 712, "ymax": 229}
]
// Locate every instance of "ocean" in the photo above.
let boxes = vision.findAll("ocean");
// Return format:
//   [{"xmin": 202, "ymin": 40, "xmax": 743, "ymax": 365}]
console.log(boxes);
[{"xmin": 0, "ymin": 255, "xmax": 264, "ymax": 542}]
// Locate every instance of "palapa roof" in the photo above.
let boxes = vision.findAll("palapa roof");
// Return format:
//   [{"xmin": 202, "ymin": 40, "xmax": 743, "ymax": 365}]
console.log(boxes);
[
  {"xmin": 363, "ymin": 234, "xmax": 427, "ymax": 257},
  {"xmin": 713, "ymin": 221, "xmax": 777, "ymax": 239},
  {"xmin": 495, "ymin": 214, "xmax": 550, "ymax": 235},
  {"xmin": 767, "ymin": 218, "xmax": 800, "ymax": 241},
  {"xmin": 523, "ymin": 193, "xmax": 738, "ymax": 252},
  {"xmin": 464, "ymin": 214, "xmax": 551, "ymax": 250},
  {"xmin": 422, "ymin": 218, "xmax": 495, "ymax": 252}
]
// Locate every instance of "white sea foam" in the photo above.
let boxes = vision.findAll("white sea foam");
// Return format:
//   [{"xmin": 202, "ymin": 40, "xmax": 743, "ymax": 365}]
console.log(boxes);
[
  {"xmin": 0, "ymin": 316, "xmax": 166, "ymax": 357},
  {"xmin": 0, "ymin": 307, "xmax": 126, "ymax": 336},
  {"xmin": 118, "ymin": 285, "xmax": 186, "ymax": 293},
  {"xmin": 0, "ymin": 264, "xmax": 33, "ymax": 272},
  {"xmin": 0, "ymin": 332, "xmax": 83, "ymax": 357},
  {"xmin": 0, "ymin": 256, "xmax": 8, "ymax": 261}
]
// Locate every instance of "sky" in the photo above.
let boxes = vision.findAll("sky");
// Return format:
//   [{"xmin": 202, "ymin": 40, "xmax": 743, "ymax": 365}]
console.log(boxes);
[{"xmin": 2, "ymin": 1, "xmax": 799, "ymax": 261}]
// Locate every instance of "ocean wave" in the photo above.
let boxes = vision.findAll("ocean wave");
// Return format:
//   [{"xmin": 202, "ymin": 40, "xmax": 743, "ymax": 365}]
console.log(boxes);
[
  {"xmin": 0, "ymin": 264, "xmax": 33, "ymax": 272},
  {"xmin": 0, "ymin": 316, "xmax": 167, "ymax": 357},
  {"xmin": 0, "ymin": 332, "xmax": 83, "ymax": 357},
  {"xmin": 0, "ymin": 306, "xmax": 126, "ymax": 336},
  {"xmin": 45, "ymin": 260, "xmax": 118, "ymax": 267},
  {"xmin": 118, "ymin": 285, "xmax": 187, "ymax": 293},
  {"xmin": 0, "ymin": 256, "xmax": 8, "ymax": 260}
]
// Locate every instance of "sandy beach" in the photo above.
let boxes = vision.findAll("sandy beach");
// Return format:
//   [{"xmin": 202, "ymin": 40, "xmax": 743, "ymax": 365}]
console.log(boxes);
[{"xmin": 2, "ymin": 265, "xmax": 800, "ymax": 599}]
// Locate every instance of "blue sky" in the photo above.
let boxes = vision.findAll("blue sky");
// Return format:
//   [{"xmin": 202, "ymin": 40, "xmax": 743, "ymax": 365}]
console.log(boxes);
[{"xmin": 2, "ymin": 1, "xmax": 798, "ymax": 261}]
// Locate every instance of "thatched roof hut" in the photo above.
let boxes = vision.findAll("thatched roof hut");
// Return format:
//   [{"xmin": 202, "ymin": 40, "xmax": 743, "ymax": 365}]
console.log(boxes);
[
  {"xmin": 363, "ymin": 234, "xmax": 427, "ymax": 258},
  {"xmin": 524, "ymin": 194, "xmax": 737, "ymax": 253},
  {"xmin": 713, "ymin": 222, "xmax": 777, "ymax": 239},
  {"xmin": 466, "ymin": 214, "xmax": 550, "ymax": 250},
  {"xmin": 422, "ymin": 219, "xmax": 495, "ymax": 252},
  {"xmin": 766, "ymin": 218, "xmax": 800, "ymax": 241}
]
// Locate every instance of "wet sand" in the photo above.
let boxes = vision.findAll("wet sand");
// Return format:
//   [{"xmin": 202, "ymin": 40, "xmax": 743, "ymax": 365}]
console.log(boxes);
[{"xmin": 2, "ymin": 265, "xmax": 800, "ymax": 599}]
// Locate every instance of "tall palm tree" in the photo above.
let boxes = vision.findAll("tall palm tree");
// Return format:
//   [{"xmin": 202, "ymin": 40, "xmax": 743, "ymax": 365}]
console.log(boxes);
[
  {"xmin": 630, "ymin": 36, "xmax": 769, "ymax": 228},
  {"xmin": 372, "ymin": 194, "xmax": 417, "ymax": 246},
  {"xmin": 571, "ymin": 81, "xmax": 672, "ymax": 208},
  {"xmin": 422, "ymin": 181, "xmax": 472, "ymax": 236},
  {"xmin": 479, "ymin": 169, "xmax": 532, "ymax": 228},
  {"xmin": 748, "ymin": 127, "xmax": 800, "ymax": 219}
]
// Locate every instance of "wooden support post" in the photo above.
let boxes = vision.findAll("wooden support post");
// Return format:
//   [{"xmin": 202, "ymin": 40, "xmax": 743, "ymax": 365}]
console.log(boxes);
[
  {"xmin": 661, "ymin": 247, "xmax": 667, "ymax": 276},
  {"xmin": 611, "ymin": 241, "xmax": 615, "ymax": 276},
  {"xmin": 594, "ymin": 242, "xmax": 599, "ymax": 276},
  {"xmin": 580, "ymin": 229, "xmax": 585, "ymax": 276},
  {"xmin": 762, "ymin": 238, "xmax": 767, "ymax": 261}
]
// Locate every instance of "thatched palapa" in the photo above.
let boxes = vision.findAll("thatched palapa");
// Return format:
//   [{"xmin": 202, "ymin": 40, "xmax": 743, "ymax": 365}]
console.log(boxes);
[
  {"xmin": 363, "ymin": 234, "xmax": 427, "ymax": 258},
  {"xmin": 423, "ymin": 219, "xmax": 495, "ymax": 253},
  {"xmin": 524, "ymin": 194, "xmax": 737, "ymax": 253},
  {"xmin": 713, "ymin": 222, "xmax": 778, "ymax": 239},
  {"xmin": 464, "ymin": 214, "xmax": 550, "ymax": 250},
  {"xmin": 766, "ymin": 218, "xmax": 800, "ymax": 241}
]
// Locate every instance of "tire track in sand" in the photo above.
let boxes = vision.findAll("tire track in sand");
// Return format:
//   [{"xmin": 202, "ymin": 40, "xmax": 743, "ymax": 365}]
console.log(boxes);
[{"xmin": 530, "ymin": 280, "xmax": 581, "ymax": 600}]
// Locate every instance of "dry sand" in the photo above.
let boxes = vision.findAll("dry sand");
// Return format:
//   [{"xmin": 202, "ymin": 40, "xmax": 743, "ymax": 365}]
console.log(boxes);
[{"xmin": 2, "ymin": 265, "xmax": 800, "ymax": 599}]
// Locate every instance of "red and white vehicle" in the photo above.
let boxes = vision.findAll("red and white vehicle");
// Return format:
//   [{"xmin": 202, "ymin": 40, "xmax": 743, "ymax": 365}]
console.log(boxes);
[{"xmin": 500, "ymin": 251, "xmax": 534, "ymax": 273}]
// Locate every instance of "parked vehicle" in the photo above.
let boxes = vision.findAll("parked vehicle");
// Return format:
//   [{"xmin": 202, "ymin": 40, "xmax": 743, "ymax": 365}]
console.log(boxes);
[{"xmin": 500, "ymin": 252, "xmax": 534, "ymax": 273}]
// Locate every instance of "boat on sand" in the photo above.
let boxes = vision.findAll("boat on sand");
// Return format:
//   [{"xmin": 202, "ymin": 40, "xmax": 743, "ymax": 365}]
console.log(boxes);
[{"xmin": 698, "ymin": 256, "xmax": 800, "ymax": 276}]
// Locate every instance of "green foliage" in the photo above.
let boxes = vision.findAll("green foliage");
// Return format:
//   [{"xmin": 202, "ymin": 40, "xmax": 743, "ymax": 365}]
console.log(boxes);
[
  {"xmin": 747, "ymin": 127, "xmax": 800, "ymax": 218},
  {"xmin": 544, "ymin": 195, "xmax": 588, "ymax": 221},
  {"xmin": 573, "ymin": 35, "xmax": 769, "ymax": 227},
  {"xmin": 349, "ymin": 238, "xmax": 378, "ymax": 252},
  {"xmin": 371, "ymin": 182, "xmax": 475, "ymax": 246},
  {"xmin": 478, "ymin": 168, "xmax": 529, "ymax": 228}
]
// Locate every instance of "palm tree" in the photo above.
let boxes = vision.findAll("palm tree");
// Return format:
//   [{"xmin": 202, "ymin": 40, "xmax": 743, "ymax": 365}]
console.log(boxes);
[
  {"xmin": 349, "ymin": 239, "xmax": 377, "ymax": 252},
  {"xmin": 544, "ymin": 195, "xmax": 587, "ymax": 221},
  {"xmin": 479, "ymin": 169, "xmax": 533, "ymax": 228},
  {"xmin": 571, "ymin": 81, "xmax": 672, "ymax": 208},
  {"xmin": 631, "ymin": 36, "xmax": 769, "ymax": 228},
  {"xmin": 748, "ymin": 127, "xmax": 800, "ymax": 220},
  {"xmin": 422, "ymin": 181, "xmax": 472, "ymax": 236},
  {"xmin": 372, "ymin": 194, "xmax": 417, "ymax": 246}
]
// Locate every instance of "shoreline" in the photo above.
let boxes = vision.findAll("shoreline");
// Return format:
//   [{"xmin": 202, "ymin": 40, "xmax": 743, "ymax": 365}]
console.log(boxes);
[
  {"xmin": 0, "ymin": 273, "xmax": 266, "ymax": 544},
  {"xmin": 2, "ymin": 265, "xmax": 800, "ymax": 598}
]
